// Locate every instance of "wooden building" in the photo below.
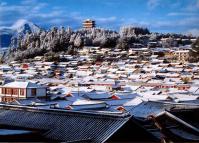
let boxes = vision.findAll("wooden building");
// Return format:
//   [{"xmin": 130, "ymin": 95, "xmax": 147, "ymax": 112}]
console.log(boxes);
[
  {"xmin": 0, "ymin": 81, "xmax": 47, "ymax": 102},
  {"xmin": 174, "ymin": 50, "xmax": 189, "ymax": 63},
  {"xmin": 83, "ymin": 19, "xmax": 95, "ymax": 28}
]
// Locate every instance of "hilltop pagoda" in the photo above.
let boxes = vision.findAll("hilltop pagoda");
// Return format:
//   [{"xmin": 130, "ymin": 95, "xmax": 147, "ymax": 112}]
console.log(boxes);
[{"xmin": 83, "ymin": 19, "xmax": 96, "ymax": 29}]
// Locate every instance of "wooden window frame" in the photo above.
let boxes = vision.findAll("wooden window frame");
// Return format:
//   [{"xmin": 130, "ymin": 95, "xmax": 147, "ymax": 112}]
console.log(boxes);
[
  {"xmin": 31, "ymin": 89, "xmax": 36, "ymax": 96},
  {"xmin": 2, "ymin": 88, "xmax": 6, "ymax": 94},
  {"xmin": 20, "ymin": 89, "xmax": 25, "ymax": 96},
  {"xmin": 13, "ymin": 88, "xmax": 19, "ymax": 95},
  {"xmin": 6, "ymin": 88, "xmax": 13, "ymax": 95}
]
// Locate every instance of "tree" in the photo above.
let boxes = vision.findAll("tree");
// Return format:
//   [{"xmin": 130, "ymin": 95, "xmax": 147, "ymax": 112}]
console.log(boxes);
[
  {"xmin": 74, "ymin": 35, "xmax": 83, "ymax": 47},
  {"xmin": 189, "ymin": 37, "xmax": 199, "ymax": 61},
  {"xmin": 163, "ymin": 59, "xmax": 170, "ymax": 63},
  {"xmin": 116, "ymin": 37, "xmax": 130, "ymax": 50},
  {"xmin": 44, "ymin": 52, "xmax": 59, "ymax": 62},
  {"xmin": 181, "ymin": 77, "xmax": 191, "ymax": 84}
]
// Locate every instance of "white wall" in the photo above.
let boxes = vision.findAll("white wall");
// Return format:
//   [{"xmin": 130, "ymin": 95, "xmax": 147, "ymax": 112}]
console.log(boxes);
[
  {"xmin": 36, "ymin": 88, "xmax": 46, "ymax": 97},
  {"xmin": 27, "ymin": 88, "xmax": 46, "ymax": 97},
  {"xmin": 27, "ymin": 89, "xmax": 32, "ymax": 97}
]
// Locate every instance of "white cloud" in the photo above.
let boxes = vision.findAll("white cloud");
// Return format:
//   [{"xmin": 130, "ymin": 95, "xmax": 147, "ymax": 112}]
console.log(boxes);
[
  {"xmin": 95, "ymin": 17, "xmax": 117, "ymax": 23},
  {"xmin": 147, "ymin": 0, "xmax": 161, "ymax": 9},
  {"xmin": 30, "ymin": 11, "xmax": 64, "ymax": 18},
  {"xmin": 149, "ymin": 17, "xmax": 199, "ymax": 28},
  {"xmin": 186, "ymin": 0, "xmax": 199, "ymax": 11},
  {"xmin": 0, "ymin": 0, "xmax": 198, "ymax": 33},
  {"xmin": 0, "ymin": 5, "xmax": 26, "ymax": 13},
  {"xmin": 48, "ymin": 19, "xmax": 66, "ymax": 25},
  {"xmin": 0, "ymin": 1, "xmax": 47, "ymax": 14},
  {"xmin": 178, "ymin": 17, "xmax": 199, "ymax": 26},
  {"xmin": 197, "ymin": 0, "xmax": 199, "ymax": 8},
  {"xmin": 0, "ymin": 2, "xmax": 7, "ymax": 6},
  {"xmin": 32, "ymin": 3, "xmax": 48, "ymax": 13},
  {"xmin": 0, "ymin": 1, "xmax": 63, "ymax": 27},
  {"xmin": 20, "ymin": 0, "xmax": 38, "ymax": 5},
  {"xmin": 167, "ymin": 12, "xmax": 197, "ymax": 16}
]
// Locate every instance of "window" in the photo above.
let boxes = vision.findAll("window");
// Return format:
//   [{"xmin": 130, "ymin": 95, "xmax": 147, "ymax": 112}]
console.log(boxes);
[
  {"xmin": 31, "ymin": 89, "xmax": 36, "ymax": 96},
  {"xmin": 2, "ymin": 88, "xmax": 6, "ymax": 94},
  {"xmin": 20, "ymin": 89, "xmax": 24, "ymax": 95},
  {"xmin": 6, "ymin": 88, "xmax": 12, "ymax": 95},
  {"xmin": 2, "ymin": 96, "xmax": 15, "ymax": 103},
  {"xmin": 13, "ymin": 89, "xmax": 19, "ymax": 95}
]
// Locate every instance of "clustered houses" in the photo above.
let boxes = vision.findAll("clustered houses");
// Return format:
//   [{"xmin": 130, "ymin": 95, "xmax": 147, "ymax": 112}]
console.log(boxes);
[
  {"xmin": 0, "ymin": 43, "xmax": 199, "ymax": 142},
  {"xmin": 0, "ymin": 44, "xmax": 198, "ymax": 108}
]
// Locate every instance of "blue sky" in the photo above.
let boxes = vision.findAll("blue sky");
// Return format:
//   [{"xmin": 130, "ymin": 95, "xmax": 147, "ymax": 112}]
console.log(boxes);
[{"xmin": 0, "ymin": 0, "xmax": 199, "ymax": 35}]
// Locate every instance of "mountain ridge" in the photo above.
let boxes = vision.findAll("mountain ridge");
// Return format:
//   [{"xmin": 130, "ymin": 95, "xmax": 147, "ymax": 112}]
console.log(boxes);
[{"xmin": 0, "ymin": 19, "xmax": 41, "ymax": 48}]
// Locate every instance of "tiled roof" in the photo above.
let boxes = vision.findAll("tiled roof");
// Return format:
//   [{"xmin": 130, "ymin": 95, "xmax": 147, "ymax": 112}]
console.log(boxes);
[
  {"xmin": 2, "ymin": 81, "xmax": 44, "ymax": 88},
  {"xmin": 0, "ymin": 104, "xmax": 131, "ymax": 142}
]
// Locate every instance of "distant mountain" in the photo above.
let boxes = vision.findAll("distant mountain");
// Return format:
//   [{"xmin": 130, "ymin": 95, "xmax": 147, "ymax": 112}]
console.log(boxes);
[
  {"xmin": 0, "ymin": 19, "xmax": 41, "ymax": 48},
  {"xmin": 0, "ymin": 28, "xmax": 13, "ymax": 48}
]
